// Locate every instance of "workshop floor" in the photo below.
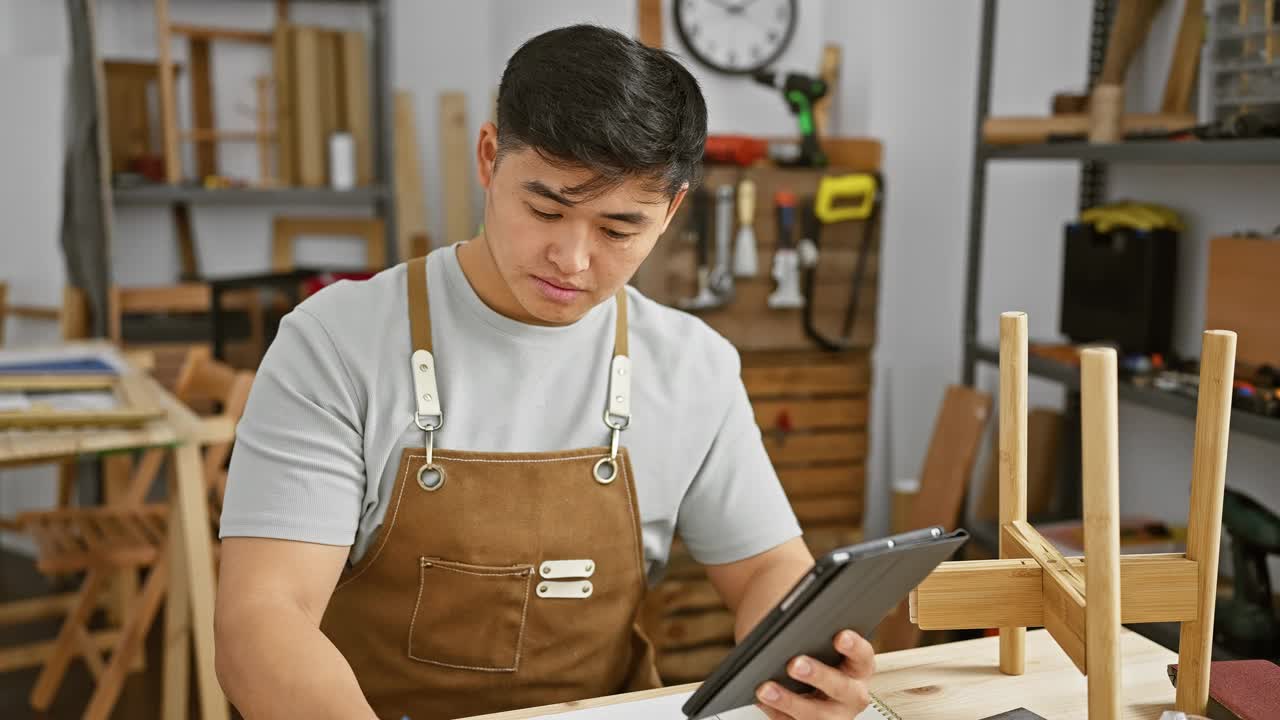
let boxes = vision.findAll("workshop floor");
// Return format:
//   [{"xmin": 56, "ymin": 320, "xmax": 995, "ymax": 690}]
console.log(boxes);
[{"xmin": 0, "ymin": 547, "xmax": 214, "ymax": 719}]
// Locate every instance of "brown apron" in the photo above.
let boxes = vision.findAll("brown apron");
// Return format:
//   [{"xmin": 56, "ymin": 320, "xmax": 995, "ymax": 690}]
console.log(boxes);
[{"xmin": 320, "ymin": 256, "xmax": 661, "ymax": 720}]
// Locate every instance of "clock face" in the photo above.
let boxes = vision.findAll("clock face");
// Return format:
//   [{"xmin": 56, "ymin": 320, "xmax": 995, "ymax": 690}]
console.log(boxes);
[{"xmin": 674, "ymin": 0, "xmax": 798, "ymax": 75}]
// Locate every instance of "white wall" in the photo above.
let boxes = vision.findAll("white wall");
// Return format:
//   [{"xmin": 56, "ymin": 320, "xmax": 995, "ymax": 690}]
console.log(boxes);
[
  {"xmin": 0, "ymin": 0, "xmax": 72, "ymax": 550},
  {"xmin": 2, "ymin": 1, "xmax": 1277, "ymax": 572}
]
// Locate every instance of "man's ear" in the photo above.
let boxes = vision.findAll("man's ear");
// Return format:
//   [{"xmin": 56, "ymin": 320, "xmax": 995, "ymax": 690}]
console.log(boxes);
[
  {"xmin": 476, "ymin": 121, "xmax": 500, "ymax": 189},
  {"xmin": 659, "ymin": 183, "xmax": 690, "ymax": 234}
]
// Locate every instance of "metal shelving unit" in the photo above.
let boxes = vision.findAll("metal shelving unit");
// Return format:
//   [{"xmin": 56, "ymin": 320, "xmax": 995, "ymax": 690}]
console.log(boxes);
[
  {"xmin": 113, "ymin": 184, "xmax": 388, "ymax": 207},
  {"xmin": 960, "ymin": 0, "xmax": 1280, "ymax": 445},
  {"xmin": 106, "ymin": 0, "xmax": 398, "ymax": 267}
]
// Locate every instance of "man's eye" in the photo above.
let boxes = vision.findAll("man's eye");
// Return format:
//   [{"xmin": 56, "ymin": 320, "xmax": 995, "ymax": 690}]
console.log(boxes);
[
  {"xmin": 603, "ymin": 228, "xmax": 636, "ymax": 240},
  {"xmin": 530, "ymin": 206, "xmax": 561, "ymax": 221}
]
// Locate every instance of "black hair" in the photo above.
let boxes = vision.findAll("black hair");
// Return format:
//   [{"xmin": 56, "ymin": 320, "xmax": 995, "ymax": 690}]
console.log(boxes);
[{"xmin": 495, "ymin": 24, "xmax": 707, "ymax": 199}]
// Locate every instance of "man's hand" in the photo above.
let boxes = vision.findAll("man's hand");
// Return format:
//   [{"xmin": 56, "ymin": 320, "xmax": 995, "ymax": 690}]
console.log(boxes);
[{"xmin": 753, "ymin": 630, "xmax": 875, "ymax": 720}]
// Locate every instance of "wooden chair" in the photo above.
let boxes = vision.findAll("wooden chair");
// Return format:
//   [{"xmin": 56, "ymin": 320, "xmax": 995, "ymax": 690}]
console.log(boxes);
[
  {"xmin": 874, "ymin": 384, "xmax": 992, "ymax": 652},
  {"xmin": 12, "ymin": 347, "xmax": 253, "ymax": 718},
  {"xmin": 108, "ymin": 283, "xmax": 263, "ymax": 387}
]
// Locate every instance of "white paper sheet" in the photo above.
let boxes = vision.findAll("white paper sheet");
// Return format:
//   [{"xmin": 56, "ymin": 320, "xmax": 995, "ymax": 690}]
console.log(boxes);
[
  {"xmin": 0, "ymin": 393, "xmax": 31, "ymax": 412},
  {"xmin": 537, "ymin": 690, "xmax": 893, "ymax": 720}
]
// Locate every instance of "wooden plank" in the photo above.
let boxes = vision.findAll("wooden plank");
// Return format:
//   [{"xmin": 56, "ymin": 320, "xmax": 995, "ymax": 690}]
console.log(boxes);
[
  {"xmin": 172, "ymin": 441, "xmax": 229, "ymax": 720},
  {"xmin": 814, "ymin": 44, "xmax": 840, "ymax": 138},
  {"xmin": 154, "ymin": 0, "xmax": 181, "ymax": 183},
  {"xmin": 439, "ymin": 92, "xmax": 474, "ymax": 243},
  {"xmin": 0, "ymin": 375, "xmax": 114, "ymax": 391},
  {"xmin": 338, "ymin": 31, "xmax": 372, "ymax": 186},
  {"xmin": 911, "ymin": 553, "xmax": 1199, "ymax": 630},
  {"xmin": 1005, "ymin": 521, "xmax": 1088, "ymax": 674},
  {"xmin": 753, "ymin": 397, "xmax": 866, "ymax": 431},
  {"xmin": 1081, "ymin": 348, "xmax": 1121, "ymax": 716},
  {"xmin": 1176, "ymin": 331, "xmax": 1236, "ymax": 716},
  {"xmin": 1160, "ymin": 0, "xmax": 1204, "ymax": 115},
  {"xmin": 394, "ymin": 91, "xmax": 429, "ymax": 259},
  {"xmin": 163, "ymin": 505, "xmax": 191, "ymax": 720},
  {"xmin": 189, "ymin": 37, "xmax": 216, "ymax": 178},
  {"xmin": 271, "ymin": 216, "xmax": 386, "ymax": 271},
  {"xmin": 907, "ymin": 385, "xmax": 991, "ymax": 532},
  {"xmin": 1099, "ymin": 0, "xmax": 1163, "ymax": 85},
  {"xmin": 777, "ymin": 464, "xmax": 863, "ymax": 499},
  {"xmin": 763, "ymin": 430, "xmax": 866, "ymax": 465},
  {"xmin": 170, "ymin": 24, "xmax": 272, "ymax": 44},
  {"xmin": 182, "ymin": 129, "xmax": 275, "ymax": 142},
  {"xmin": 292, "ymin": 27, "xmax": 325, "ymax": 187},
  {"xmin": 257, "ymin": 76, "xmax": 272, "ymax": 185},
  {"xmin": 742, "ymin": 360, "xmax": 869, "ymax": 397},
  {"xmin": 637, "ymin": 0, "xmax": 662, "ymax": 47},
  {"xmin": 317, "ymin": 30, "xmax": 342, "ymax": 175},
  {"xmin": 999, "ymin": 312, "xmax": 1028, "ymax": 675},
  {"xmin": 273, "ymin": 24, "xmax": 295, "ymax": 185},
  {"xmin": 790, "ymin": 494, "xmax": 861, "ymax": 527}
]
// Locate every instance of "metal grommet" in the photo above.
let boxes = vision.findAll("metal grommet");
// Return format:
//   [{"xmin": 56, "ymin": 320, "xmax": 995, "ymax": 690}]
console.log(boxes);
[
  {"xmin": 592, "ymin": 456, "xmax": 618, "ymax": 485},
  {"xmin": 417, "ymin": 464, "xmax": 446, "ymax": 492}
]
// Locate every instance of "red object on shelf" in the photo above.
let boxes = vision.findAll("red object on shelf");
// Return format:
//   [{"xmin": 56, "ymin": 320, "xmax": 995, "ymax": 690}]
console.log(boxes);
[
  {"xmin": 302, "ymin": 271, "xmax": 374, "ymax": 297},
  {"xmin": 704, "ymin": 135, "xmax": 769, "ymax": 166}
]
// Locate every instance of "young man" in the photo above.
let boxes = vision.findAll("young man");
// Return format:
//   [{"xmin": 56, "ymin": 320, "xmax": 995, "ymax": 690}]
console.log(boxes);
[{"xmin": 215, "ymin": 24, "xmax": 874, "ymax": 720}]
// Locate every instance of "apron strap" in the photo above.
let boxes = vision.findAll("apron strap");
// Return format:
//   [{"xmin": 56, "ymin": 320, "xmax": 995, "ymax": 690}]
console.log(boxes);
[
  {"xmin": 407, "ymin": 256, "xmax": 431, "ymax": 353},
  {"xmin": 613, "ymin": 288, "xmax": 628, "ymax": 358}
]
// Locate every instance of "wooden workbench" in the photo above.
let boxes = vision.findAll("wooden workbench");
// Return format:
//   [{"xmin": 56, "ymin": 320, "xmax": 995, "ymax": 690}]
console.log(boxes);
[
  {"xmin": 0, "ymin": 343, "xmax": 228, "ymax": 720},
  {"xmin": 464, "ymin": 629, "xmax": 1178, "ymax": 719}
]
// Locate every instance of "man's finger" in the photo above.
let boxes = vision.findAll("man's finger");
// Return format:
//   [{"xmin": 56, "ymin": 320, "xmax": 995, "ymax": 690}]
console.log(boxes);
[
  {"xmin": 756, "ymin": 679, "xmax": 828, "ymax": 720},
  {"xmin": 834, "ymin": 630, "xmax": 875, "ymax": 680},
  {"xmin": 785, "ymin": 656, "xmax": 856, "ymax": 707}
]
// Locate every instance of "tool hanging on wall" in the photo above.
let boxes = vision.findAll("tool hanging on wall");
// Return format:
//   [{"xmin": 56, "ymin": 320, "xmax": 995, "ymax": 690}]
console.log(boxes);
[
  {"xmin": 799, "ymin": 173, "xmax": 881, "ymax": 351},
  {"xmin": 768, "ymin": 190, "xmax": 804, "ymax": 309},
  {"xmin": 707, "ymin": 184, "xmax": 736, "ymax": 303},
  {"xmin": 733, "ymin": 178, "xmax": 758, "ymax": 277},
  {"xmin": 753, "ymin": 70, "xmax": 829, "ymax": 167},
  {"xmin": 678, "ymin": 188, "xmax": 724, "ymax": 312}
]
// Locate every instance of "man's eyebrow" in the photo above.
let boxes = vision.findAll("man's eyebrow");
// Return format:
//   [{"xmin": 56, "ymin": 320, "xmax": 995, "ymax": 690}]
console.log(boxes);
[
  {"xmin": 522, "ymin": 180, "xmax": 576, "ymax": 207},
  {"xmin": 601, "ymin": 211, "xmax": 652, "ymax": 226}
]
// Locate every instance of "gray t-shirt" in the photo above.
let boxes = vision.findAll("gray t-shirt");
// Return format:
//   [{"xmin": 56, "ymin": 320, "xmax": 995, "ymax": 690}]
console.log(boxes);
[{"xmin": 220, "ymin": 244, "xmax": 801, "ymax": 582}]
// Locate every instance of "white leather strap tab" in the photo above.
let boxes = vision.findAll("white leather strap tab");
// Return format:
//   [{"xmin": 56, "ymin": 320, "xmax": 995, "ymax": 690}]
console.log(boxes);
[
  {"xmin": 538, "ymin": 559, "xmax": 595, "ymax": 579},
  {"xmin": 412, "ymin": 349, "xmax": 442, "ymax": 426},
  {"xmin": 606, "ymin": 355, "xmax": 631, "ymax": 424},
  {"xmin": 536, "ymin": 580, "xmax": 594, "ymax": 599}
]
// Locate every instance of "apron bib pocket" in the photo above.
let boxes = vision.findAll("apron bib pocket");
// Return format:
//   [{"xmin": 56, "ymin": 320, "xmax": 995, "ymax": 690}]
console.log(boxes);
[{"xmin": 408, "ymin": 557, "xmax": 534, "ymax": 672}]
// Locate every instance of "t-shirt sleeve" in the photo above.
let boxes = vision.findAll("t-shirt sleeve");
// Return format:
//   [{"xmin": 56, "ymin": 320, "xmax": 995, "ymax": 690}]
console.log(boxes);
[
  {"xmin": 675, "ymin": 345, "xmax": 802, "ymax": 566},
  {"xmin": 219, "ymin": 308, "xmax": 367, "ymax": 547}
]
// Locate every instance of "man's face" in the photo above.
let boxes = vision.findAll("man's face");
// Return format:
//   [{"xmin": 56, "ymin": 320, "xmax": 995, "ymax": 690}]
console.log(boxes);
[{"xmin": 477, "ymin": 124, "xmax": 686, "ymax": 325}]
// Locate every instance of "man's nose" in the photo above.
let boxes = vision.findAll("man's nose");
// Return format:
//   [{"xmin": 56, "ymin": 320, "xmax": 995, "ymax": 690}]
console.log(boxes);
[{"xmin": 547, "ymin": 223, "xmax": 591, "ymax": 275}]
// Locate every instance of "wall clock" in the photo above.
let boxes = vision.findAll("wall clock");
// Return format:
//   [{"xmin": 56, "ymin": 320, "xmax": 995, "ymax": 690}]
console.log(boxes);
[{"xmin": 673, "ymin": 0, "xmax": 798, "ymax": 75}]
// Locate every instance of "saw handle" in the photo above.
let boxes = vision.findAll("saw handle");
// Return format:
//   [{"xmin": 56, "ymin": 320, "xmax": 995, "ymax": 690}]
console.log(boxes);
[
  {"xmin": 775, "ymin": 190, "xmax": 796, "ymax": 250},
  {"xmin": 736, "ymin": 178, "xmax": 756, "ymax": 227},
  {"xmin": 815, "ymin": 173, "xmax": 877, "ymax": 223}
]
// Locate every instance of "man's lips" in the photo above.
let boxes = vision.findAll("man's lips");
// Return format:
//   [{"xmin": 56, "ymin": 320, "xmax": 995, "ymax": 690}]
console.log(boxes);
[{"xmin": 534, "ymin": 276, "xmax": 585, "ymax": 292}]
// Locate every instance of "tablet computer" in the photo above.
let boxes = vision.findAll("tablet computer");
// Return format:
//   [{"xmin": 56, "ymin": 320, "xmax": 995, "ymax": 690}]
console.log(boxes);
[{"xmin": 681, "ymin": 526, "xmax": 968, "ymax": 719}]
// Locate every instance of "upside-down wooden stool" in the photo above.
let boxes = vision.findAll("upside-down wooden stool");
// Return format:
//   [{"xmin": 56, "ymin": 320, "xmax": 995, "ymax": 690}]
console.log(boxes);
[{"xmin": 909, "ymin": 311, "xmax": 1235, "ymax": 718}]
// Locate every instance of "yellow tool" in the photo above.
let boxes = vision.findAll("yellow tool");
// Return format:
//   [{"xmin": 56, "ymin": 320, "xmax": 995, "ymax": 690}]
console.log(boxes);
[{"xmin": 814, "ymin": 173, "xmax": 877, "ymax": 223}]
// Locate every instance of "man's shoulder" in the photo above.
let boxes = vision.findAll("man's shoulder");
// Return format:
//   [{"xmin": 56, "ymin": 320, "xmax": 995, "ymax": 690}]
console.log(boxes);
[
  {"xmin": 624, "ymin": 285, "xmax": 741, "ymax": 383},
  {"xmin": 283, "ymin": 262, "xmax": 410, "ymax": 366}
]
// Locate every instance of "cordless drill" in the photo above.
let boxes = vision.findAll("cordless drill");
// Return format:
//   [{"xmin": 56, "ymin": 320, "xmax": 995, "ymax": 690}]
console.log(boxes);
[{"xmin": 753, "ymin": 70, "xmax": 828, "ymax": 167}]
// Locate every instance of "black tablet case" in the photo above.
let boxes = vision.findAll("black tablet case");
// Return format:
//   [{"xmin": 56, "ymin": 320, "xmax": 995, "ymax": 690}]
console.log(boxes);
[{"xmin": 683, "ymin": 529, "xmax": 968, "ymax": 719}]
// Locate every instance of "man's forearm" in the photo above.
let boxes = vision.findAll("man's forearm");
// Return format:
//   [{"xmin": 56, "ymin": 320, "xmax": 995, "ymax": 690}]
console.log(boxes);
[
  {"xmin": 216, "ymin": 603, "xmax": 376, "ymax": 720},
  {"xmin": 731, "ymin": 554, "xmax": 814, "ymax": 642}
]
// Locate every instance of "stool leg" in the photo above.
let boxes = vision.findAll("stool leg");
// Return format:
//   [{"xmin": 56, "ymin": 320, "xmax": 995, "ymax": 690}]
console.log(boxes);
[
  {"xmin": 1176, "ymin": 331, "xmax": 1236, "ymax": 715},
  {"xmin": 31, "ymin": 569, "xmax": 108, "ymax": 710},
  {"xmin": 998, "ymin": 312, "xmax": 1028, "ymax": 675},
  {"xmin": 85, "ymin": 555, "xmax": 170, "ymax": 720},
  {"xmin": 1082, "ymin": 348, "xmax": 1121, "ymax": 720}
]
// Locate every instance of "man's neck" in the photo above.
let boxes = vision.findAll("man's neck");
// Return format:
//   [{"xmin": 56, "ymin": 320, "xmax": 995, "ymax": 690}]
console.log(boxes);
[{"xmin": 454, "ymin": 235, "xmax": 545, "ymax": 326}]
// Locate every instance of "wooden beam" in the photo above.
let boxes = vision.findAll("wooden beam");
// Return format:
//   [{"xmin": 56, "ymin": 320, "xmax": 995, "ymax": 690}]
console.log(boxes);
[
  {"xmin": 170, "ymin": 24, "xmax": 272, "ymax": 44},
  {"xmin": 154, "ymin": 0, "xmax": 181, "ymax": 183},
  {"xmin": 1161, "ymin": 0, "xmax": 1205, "ymax": 115},
  {"xmin": 1176, "ymin": 331, "xmax": 1237, "ymax": 716},
  {"xmin": 814, "ymin": 44, "xmax": 841, "ymax": 138},
  {"xmin": 911, "ymin": 553, "xmax": 1199, "ymax": 630},
  {"xmin": 181, "ymin": 129, "xmax": 277, "ymax": 142},
  {"xmin": 439, "ymin": 92, "xmax": 474, "ymax": 244},
  {"xmin": 637, "ymin": 0, "xmax": 662, "ymax": 47},
  {"xmin": 999, "ymin": 311, "xmax": 1028, "ymax": 675},
  {"xmin": 189, "ymin": 37, "xmax": 216, "ymax": 178},
  {"xmin": 0, "ymin": 630, "xmax": 120, "ymax": 673}
]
